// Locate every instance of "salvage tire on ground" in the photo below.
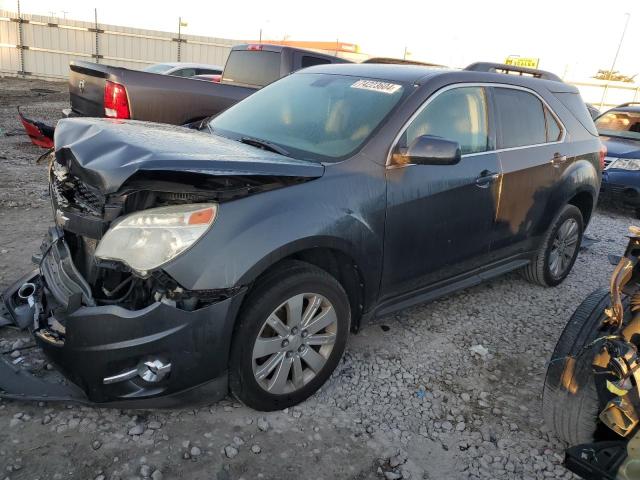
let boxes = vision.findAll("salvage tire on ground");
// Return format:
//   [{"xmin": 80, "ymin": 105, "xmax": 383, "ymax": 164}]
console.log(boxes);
[
  {"xmin": 229, "ymin": 260, "xmax": 350, "ymax": 411},
  {"xmin": 522, "ymin": 204, "xmax": 584, "ymax": 287},
  {"xmin": 542, "ymin": 288, "xmax": 627, "ymax": 444}
]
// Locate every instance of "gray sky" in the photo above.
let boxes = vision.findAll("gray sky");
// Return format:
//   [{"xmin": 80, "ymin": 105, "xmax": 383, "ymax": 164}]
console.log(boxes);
[{"xmin": 3, "ymin": 0, "xmax": 639, "ymax": 81}]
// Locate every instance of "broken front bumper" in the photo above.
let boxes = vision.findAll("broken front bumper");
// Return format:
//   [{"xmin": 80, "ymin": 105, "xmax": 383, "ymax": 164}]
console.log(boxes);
[{"xmin": 1, "ymin": 233, "xmax": 245, "ymax": 407}]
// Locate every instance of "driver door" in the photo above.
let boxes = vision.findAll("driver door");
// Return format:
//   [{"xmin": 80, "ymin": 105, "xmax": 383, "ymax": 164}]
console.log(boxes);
[{"xmin": 381, "ymin": 86, "xmax": 502, "ymax": 299}]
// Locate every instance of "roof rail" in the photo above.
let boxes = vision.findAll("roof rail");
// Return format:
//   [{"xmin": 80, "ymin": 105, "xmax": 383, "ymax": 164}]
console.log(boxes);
[
  {"xmin": 464, "ymin": 62, "xmax": 562, "ymax": 83},
  {"xmin": 615, "ymin": 102, "xmax": 640, "ymax": 108}
]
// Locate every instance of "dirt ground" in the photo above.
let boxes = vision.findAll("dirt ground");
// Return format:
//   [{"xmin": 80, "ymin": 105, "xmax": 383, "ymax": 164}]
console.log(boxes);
[{"xmin": 0, "ymin": 75, "xmax": 634, "ymax": 480}]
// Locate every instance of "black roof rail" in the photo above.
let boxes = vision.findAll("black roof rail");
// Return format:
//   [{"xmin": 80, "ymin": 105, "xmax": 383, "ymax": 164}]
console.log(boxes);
[
  {"xmin": 615, "ymin": 102, "xmax": 640, "ymax": 108},
  {"xmin": 464, "ymin": 62, "xmax": 562, "ymax": 83}
]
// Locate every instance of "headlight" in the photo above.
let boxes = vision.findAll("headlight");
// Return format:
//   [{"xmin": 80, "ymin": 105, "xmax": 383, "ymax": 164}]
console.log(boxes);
[
  {"xmin": 95, "ymin": 203, "xmax": 217, "ymax": 275},
  {"xmin": 609, "ymin": 158, "xmax": 640, "ymax": 171}
]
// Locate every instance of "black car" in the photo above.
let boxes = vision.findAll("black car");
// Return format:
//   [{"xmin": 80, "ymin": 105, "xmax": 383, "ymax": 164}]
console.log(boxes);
[
  {"xmin": 1, "ymin": 62, "xmax": 602, "ymax": 411},
  {"xmin": 596, "ymin": 103, "xmax": 640, "ymax": 216}
]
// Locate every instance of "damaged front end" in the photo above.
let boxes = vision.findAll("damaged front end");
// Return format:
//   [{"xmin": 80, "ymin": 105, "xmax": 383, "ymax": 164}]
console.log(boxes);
[{"xmin": 1, "ymin": 120, "xmax": 321, "ymax": 406}]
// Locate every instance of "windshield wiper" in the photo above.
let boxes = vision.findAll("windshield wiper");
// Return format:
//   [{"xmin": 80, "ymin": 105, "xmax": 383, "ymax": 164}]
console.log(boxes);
[{"xmin": 240, "ymin": 136, "xmax": 290, "ymax": 157}]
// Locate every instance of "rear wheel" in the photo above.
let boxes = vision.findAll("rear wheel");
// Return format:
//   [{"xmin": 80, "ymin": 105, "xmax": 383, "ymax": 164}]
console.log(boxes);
[
  {"xmin": 542, "ymin": 288, "xmax": 628, "ymax": 444},
  {"xmin": 229, "ymin": 261, "xmax": 350, "ymax": 411},
  {"xmin": 522, "ymin": 204, "xmax": 583, "ymax": 287}
]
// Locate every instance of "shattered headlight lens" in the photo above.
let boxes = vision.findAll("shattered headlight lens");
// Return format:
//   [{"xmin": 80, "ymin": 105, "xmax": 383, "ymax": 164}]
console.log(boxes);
[{"xmin": 95, "ymin": 203, "xmax": 217, "ymax": 275}]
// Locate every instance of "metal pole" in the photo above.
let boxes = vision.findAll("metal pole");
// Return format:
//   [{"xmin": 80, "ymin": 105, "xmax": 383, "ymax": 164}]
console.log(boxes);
[
  {"xmin": 600, "ymin": 13, "xmax": 631, "ymax": 108},
  {"xmin": 177, "ymin": 17, "xmax": 181, "ymax": 62},
  {"xmin": 259, "ymin": 28, "xmax": 262, "ymax": 43},
  {"xmin": 403, "ymin": 46, "xmax": 407, "ymax": 60},
  {"xmin": 94, "ymin": 8, "xmax": 99, "ymax": 64},
  {"xmin": 17, "ymin": 0, "xmax": 25, "ymax": 76}
]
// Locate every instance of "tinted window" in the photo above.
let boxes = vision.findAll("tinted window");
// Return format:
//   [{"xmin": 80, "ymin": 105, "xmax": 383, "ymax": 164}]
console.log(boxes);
[
  {"xmin": 301, "ymin": 56, "xmax": 331, "ymax": 68},
  {"xmin": 196, "ymin": 68, "xmax": 222, "ymax": 75},
  {"xmin": 545, "ymin": 107, "xmax": 562, "ymax": 141},
  {"xmin": 404, "ymin": 87, "xmax": 489, "ymax": 155},
  {"xmin": 555, "ymin": 92, "xmax": 599, "ymax": 136},
  {"xmin": 222, "ymin": 50, "xmax": 281, "ymax": 87},
  {"xmin": 494, "ymin": 88, "xmax": 546, "ymax": 148},
  {"xmin": 210, "ymin": 73, "xmax": 405, "ymax": 161},
  {"xmin": 170, "ymin": 68, "xmax": 196, "ymax": 77}
]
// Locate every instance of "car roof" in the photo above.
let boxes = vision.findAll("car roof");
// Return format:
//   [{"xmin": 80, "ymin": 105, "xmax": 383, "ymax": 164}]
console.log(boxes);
[
  {"xmin": 301, "ymin": 63, "xmax": 575, "ymax": 92},
  {"xmin": 607, "ymin": 106, "xmax": 640, "ymax": 113},
  {"xmin": 158, "ymin": 62, "xmax": 223, "ymax": 69}
]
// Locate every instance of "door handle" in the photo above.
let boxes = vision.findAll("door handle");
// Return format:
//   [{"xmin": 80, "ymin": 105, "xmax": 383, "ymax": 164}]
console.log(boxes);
[
  {"xmin": 551, "ymin": 153, "xmax": 567, "ymax": 167},
  {"xmin": 475, "ymin": 170, "xmax": 500, "ymax": 188}
]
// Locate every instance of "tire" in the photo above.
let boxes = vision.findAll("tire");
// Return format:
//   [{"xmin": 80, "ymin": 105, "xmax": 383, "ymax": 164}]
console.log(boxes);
[
  {"xmin": 229, "ymin": 260, "xmax": 351, "ymax": 411},
  {"xmin": 522, "ymin": 204, "xmax": 584, "ymax": 287},
  {"xmin": 542, "ymin": 288, "xmax": 628, "ymax": 444}
]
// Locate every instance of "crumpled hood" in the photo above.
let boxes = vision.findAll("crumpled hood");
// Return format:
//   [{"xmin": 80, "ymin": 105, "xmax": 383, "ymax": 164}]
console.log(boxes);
[
  {"xmin": 54, "ymin": 118, "xmax": 324, "ymax": 194},
  {"xmin": 601, "ymin": 135, "xmax": 640, "ymax": 159}
]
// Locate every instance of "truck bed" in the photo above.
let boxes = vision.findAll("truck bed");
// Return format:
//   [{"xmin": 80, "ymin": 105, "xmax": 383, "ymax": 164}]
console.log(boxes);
[{"xmin": 69, "ymin": 61, "xmax": 257, "ymax": 125}]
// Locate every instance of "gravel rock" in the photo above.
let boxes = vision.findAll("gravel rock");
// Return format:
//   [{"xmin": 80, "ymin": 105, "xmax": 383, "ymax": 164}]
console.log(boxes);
[
  {"xmin": 224, "ymin": 445, "xmax": 239, "ymax": 458},
  {"xmin": 251, "ymin": 444, "xmax": 262, "ymax": 454},
  {"xmin": 257, "ymin": 417, "xmax": 269, "ymax": 432},
  {"xmin": 190, "ymin": 446, "xmax": 201, "ymax": 457},
  {"xmin": 128, "ymin": 424, "xmax": 144, "ymax": 436}
]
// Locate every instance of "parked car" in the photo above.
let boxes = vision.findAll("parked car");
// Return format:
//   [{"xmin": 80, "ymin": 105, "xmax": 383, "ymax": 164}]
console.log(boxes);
[
  {"xmin": 143, "ymin": 62, "xmax": 223, "ymax": 78},
  {"xmin": 543, "ymin": 226, "xmax": 640, "ymax": 479},
  {"xmin": 1, "ymin": 62, "xmax": 602, "ymax": 410},
  {"xmin": 597, "ymin": 103, "xmax": 640, "ymax": 216}
]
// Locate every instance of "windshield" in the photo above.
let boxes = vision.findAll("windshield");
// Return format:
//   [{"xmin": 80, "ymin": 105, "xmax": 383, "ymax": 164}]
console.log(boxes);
[
  {"xmin": 596, "ymin": 110, "xmax": 640, "ymax": 140},
  {"xmin": 209, "ymin": 73, "xmax": 406, "ymax": 161},
  {"xmin": 144, "ymin": 64, "xmax": 173, "ymax": 74}
]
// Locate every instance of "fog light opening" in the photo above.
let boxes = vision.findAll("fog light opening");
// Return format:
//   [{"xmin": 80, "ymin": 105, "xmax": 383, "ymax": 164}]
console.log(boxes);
[{"xmin": 137, "ymin": 358, "xmax": 171, "ymax": 383}]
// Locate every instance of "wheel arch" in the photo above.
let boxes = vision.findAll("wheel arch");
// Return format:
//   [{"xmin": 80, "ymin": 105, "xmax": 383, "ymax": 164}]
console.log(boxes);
[{"xmin": 237, "ymin": 237, "xmax": 376, "ymax": 332}]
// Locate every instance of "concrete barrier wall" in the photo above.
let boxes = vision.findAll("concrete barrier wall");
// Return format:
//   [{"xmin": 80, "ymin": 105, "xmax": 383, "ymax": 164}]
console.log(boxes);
[{"xmin": 0, "ymin": 9, "xmax": 240, "ymax": 80}]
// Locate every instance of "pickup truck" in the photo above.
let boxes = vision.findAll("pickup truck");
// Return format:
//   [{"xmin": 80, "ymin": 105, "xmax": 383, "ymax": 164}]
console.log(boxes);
[
  {"xmin": 69, "ymin": 44, "xmax": 349, "ymax": 125},
  {"xmin": 20, "ymin": 44, "xmax": 349, "ymax": 148}
]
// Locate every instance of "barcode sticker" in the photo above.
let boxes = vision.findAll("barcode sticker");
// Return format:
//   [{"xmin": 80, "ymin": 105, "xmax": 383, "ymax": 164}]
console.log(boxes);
[{"xmin": 351, "ymin": 79, "xmax": 401, "ymax": 94}]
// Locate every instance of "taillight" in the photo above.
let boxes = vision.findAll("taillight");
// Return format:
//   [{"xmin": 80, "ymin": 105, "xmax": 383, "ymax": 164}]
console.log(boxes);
[
  {"xmin": 599, "ymin": 143, "xmax": 607, "ymax": 170},
  {"xmin": 247, "ymin": 44, "xmax": 263, "ymax": 51},
  {"xmin": 104, "ymin": 80, "xmax": 130, "ymax": 119}
]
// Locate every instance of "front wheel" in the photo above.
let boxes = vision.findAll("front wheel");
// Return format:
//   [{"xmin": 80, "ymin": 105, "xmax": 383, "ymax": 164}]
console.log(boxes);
[
  {"xmin": 522, "ymin": 204, "xmax": 584, "ymax": 287},
  {"xmin": 229, "ymin": 261, "xmax": 350, "ymax": 411}
]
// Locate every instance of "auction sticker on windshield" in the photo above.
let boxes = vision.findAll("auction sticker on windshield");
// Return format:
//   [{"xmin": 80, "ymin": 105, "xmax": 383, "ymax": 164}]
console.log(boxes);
[{"xmin": 351, "ymin": 79, "xmax": 402, "ymax": 94}]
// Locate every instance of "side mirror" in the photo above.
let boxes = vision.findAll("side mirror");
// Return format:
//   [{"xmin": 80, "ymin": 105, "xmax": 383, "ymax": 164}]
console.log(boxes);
[{"xmin": 401, "ymin": 135, "xmax": 462, "ymax": 166}]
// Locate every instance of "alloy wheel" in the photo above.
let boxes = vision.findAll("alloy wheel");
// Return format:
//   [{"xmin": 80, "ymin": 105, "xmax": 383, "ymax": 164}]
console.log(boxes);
[
  {"xmin": 549, "ymin": 218, "xmax": 580, "ymax": 278},
  {"xmin": 252, "ymin": 293, "xmax": 338, "ymax": 394}
]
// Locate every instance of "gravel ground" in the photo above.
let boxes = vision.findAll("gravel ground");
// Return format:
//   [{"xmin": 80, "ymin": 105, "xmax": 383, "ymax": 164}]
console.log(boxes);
[{"xmin": 0, "ymin": 75, "xmax": 636, "ymax": 480}]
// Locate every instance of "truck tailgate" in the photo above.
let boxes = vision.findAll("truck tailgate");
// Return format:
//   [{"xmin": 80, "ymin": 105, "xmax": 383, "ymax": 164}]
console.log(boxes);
[{"xmin": 69, "ymin": 62, "xmax": 109, "ymax": 117}]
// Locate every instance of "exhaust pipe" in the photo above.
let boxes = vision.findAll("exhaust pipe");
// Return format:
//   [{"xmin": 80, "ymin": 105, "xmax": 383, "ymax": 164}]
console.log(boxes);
[
  {"xmin": 13, "ymin": 282, "xmax": 40, "ymax": 329},
  {"xmin": 18, "ymin": 283, "xmax": 36, "ymax": 303}
]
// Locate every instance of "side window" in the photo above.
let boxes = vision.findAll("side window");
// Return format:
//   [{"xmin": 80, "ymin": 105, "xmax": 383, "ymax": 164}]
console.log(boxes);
[
  {"xmin": 301, "ymin": 56, "xmax": 331, "ymax": 69},
  {"xmin": 170, "ymin": 68, "xmax": 196, "ymax": 77},
  {"xmin": 544, "ymin": 107, "xmax": 562, "ymax": 142},
  {"xmin": 493, "ymin": 88, "xmax": 547, "ymax": 148},
  {"xmin": 196, "ymin": 68, "xmax": 222, "ymax": 75},
  {"xmin": 404, "ymin": 87, "xmax": 489, "ymax": 155}
]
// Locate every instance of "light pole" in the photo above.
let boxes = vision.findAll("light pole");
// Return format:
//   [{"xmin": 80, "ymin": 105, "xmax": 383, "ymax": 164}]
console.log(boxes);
[
  {"xmin": 177, "ymin": 17, "xmax": 187, "ymax": 62},
  {"xmin": 600, "ymin": 12, "xmax": 631, "ymax": 108}
]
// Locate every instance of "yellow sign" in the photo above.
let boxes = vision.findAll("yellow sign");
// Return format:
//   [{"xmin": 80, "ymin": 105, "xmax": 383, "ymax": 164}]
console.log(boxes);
[{"xmin": 505, "ymin": 56, "xmax": 539, "ymax": 69}]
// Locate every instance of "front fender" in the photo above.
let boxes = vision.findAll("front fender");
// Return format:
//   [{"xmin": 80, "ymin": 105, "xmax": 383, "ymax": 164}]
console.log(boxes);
[{"xmin": 163, "ymin": 163, "xmax": 386, "ymax": 303}]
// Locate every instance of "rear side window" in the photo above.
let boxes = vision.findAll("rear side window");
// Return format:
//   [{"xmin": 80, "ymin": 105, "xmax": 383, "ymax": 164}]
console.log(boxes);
[
  {"xmin": 554, "ymin": 92, "xmax": 598, "ymax": 136},
  {"xmin": 404, "ymin": 86, "xmax": 490, "ymax": 155},
  {"xmin": 196, "ymin": 68, "xmax": 222, "ymax": 75},
  {"xmin": 222, "ymin": 51, "xmax": 281, "ymax": 87},
  {"xmin": 545, "ymin": 108, "xmax": 562, "ymax": 141},
  {"xmin": 494, "ymin": 88, "xmax": 547, "ymax": 148},
  {"xmin": 170, "ymin": 68, "xmax": 196, "ymax": 77},
  {"xmin": 301, "ymin": 56, "xmax": 331, "ymax": 68}
]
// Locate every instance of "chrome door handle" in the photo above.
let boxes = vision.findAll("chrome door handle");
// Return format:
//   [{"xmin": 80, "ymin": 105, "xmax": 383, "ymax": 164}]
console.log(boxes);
[
  {"xmin": 551, "ymin": 153, "xmax": 567, "ymax": 167},
  {"xmin": 475, "ymin": 171, "xmax": 499, "ymax": 188}
]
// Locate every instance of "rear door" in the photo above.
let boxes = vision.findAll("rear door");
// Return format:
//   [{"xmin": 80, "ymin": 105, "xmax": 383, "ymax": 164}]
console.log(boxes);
[
  {"xmin": 489, "ymin": 86, "xmax": 567, "ymax": 260},
  {"xmin": 382, "ymin": 85, "xmax": 501, "ymax": 298}
]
